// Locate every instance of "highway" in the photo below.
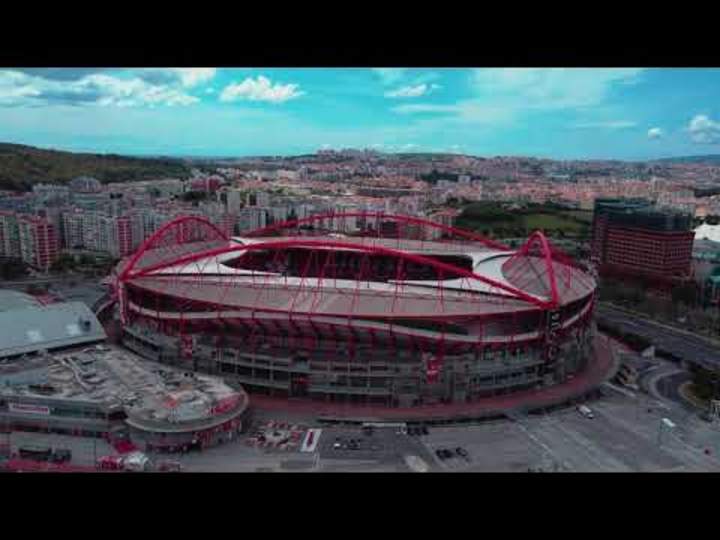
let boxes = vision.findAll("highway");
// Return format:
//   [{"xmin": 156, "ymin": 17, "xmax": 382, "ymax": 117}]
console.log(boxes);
[{"xmin": 597, "ymin": 304, "xmax": 720, "ymax": 370}]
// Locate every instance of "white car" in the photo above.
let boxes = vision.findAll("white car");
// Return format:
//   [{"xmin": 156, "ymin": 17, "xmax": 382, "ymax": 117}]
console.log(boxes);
[{"xmin": 577, "ymin": 405, "xmax": 595, "ymax": 419}]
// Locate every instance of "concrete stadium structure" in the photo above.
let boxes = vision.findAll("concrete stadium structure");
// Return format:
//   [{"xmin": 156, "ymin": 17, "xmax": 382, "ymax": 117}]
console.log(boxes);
[{"xmin": 114, "ymin": 213, "xmax": 598, "ymax": 409}]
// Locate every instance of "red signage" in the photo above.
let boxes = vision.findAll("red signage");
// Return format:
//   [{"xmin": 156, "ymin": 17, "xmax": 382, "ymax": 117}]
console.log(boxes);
[
  {"xmin": 8, "ymin": 403, "xmax": 51, "ymax": 416},
  {"xmin": 211, "ymin": 395, "xmax": 240, "ymax": 415}
]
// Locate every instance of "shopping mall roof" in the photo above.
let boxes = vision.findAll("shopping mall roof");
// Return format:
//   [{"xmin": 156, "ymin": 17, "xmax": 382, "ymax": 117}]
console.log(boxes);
[
  {"xmin": 0, "ymin": 290, "xmax": 41, "ymax": 312},
  {"xmin": 0, "ymin": 301, "xmax": 107, "ymax": 359},
  {"xmin": 0, "ymin": 346, "xmax": 248, "ymax": 433}
]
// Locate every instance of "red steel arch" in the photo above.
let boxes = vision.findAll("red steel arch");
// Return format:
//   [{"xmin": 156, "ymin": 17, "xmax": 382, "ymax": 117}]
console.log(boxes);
[
  {"xmin": 244, "ymin": 211, "xmax": 512, "ymax": 251},
  {"xmin": 124, "ymin": 236, "xmax": 554, "ymax": 309},
  {"xmin": 501, "ymin": 230, "xmax": 560, "ymax": 307},
  {"xmin": 119, "ymin": 215, "xmax": 229, "ymax": 282}
]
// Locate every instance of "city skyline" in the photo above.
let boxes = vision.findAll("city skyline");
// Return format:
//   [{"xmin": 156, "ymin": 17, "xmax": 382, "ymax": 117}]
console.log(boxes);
[{"xmin": 1, "ymin": 68, "xmax": 719, "ymax": 160}]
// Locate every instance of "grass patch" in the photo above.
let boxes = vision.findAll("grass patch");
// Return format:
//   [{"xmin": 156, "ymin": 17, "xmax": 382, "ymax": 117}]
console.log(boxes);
[{"xmin": 456, "ymin": 206, "xmax": 590, "ymax": 238}]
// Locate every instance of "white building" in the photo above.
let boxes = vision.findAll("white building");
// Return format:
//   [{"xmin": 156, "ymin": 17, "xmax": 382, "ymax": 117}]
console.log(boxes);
[
  {"xmin": 237, "ymin": 207, "xmax": 268, "ymax": 233},
  {"xmin": 226, "ymin": 189, "xmax": 244, "ymax": 215}
]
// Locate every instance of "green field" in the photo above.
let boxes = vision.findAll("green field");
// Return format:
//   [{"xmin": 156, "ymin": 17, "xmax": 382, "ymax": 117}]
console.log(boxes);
[{"xmin": 454, "ymin": 202, "xmax": 591, "ymax": 239}]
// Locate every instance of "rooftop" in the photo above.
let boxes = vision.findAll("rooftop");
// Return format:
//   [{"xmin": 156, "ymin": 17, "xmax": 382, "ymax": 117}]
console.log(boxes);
[
  {"xmin": 0, "ymin": 301, "xmax": 106, "ymax": 359},
  {"xmin": 0, "ymin": 346, "xmax": 248, "ymax": 432},
  {"xmin": 0, "ymin": 290, "xmax": 41, "ymax": 312}
]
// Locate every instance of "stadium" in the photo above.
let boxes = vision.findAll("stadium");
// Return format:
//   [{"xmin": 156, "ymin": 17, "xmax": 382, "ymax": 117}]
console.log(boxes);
[{"xmin": 114, "ymin": 213, "xmax": 598, "ymax": 409}]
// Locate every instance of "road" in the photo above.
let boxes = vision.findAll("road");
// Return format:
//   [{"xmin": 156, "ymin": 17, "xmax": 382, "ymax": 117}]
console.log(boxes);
[{"xmin": 597, "ymin": 304, "xmax": 720, "ymax": 370}]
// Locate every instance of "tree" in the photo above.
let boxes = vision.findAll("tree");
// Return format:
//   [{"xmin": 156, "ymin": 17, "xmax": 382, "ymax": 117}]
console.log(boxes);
[
  {"xmin": 672, "ymin": 282, "xmax": 698, "ymax": 308},
  {"xmin": 50, "ymin": 254, "xmax": 76, "ymax": 273},
  {"xmin": 691, "ymin": 366, "xmax": 720, "ymax": 401},
  {"xmin": 0, "ymin": 258, "xmax": 29, "ymax": 280}
]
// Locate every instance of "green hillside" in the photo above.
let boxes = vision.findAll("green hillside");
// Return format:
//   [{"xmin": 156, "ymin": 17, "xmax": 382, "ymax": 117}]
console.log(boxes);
[{"xmin": 0, "ymin": 143, "xmax": 193, "ymax": 191}]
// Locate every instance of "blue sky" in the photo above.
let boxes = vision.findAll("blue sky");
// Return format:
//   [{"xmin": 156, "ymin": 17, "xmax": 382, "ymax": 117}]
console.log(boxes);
[{"xmin": 0, "ymin": 68, "xmax": 719, "ymax": 160}]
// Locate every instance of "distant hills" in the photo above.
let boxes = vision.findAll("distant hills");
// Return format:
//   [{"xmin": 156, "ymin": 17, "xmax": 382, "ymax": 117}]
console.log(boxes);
[
  {"xmin": 3, "ymin": 141, "xmax": 720, "ymax": 193},
  {"xmin": 0, "ymin": 143, "xmax": 193, "ymax": 192},
  {"xmin": 652, "ymin": 155, "xmax": 720, "ymax": 165}
]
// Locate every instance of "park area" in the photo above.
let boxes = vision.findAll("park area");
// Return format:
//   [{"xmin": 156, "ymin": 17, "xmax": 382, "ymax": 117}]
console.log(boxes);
[{"xmin": 454, "ymin": 202, "xmax": 592, "ymax": 240}]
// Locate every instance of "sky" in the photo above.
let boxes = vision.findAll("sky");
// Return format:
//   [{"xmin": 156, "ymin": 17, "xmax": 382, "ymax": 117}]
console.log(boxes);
[{"xmin": 0, "ymin": 67, "xmax": 719, "ymax": 160}]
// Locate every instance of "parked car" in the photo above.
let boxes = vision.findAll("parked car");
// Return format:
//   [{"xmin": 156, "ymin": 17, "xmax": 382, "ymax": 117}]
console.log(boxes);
[
  {"xmin": 455, "ymin": 447, "xmax": 469, "ymax": 459},
  {"xmin": 577, "ymin": 405, "xmax": 595, "ymax": 419}
]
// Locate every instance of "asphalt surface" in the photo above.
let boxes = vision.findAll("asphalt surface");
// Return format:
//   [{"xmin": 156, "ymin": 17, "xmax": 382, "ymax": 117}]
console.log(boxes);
[
  {"xmin": 597, "ymin": 305, "xmax": 720, "ymax": 370},
  {"xmin": 317, "ymin": 427, "xmax": 437, "ymax": 471},
  {"xmin": 8, "ymin": 388, "xmax": 720, "ymax": 472}
]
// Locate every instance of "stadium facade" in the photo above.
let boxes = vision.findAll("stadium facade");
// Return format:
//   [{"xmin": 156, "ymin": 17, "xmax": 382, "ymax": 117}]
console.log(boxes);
[{"xmin": 114, "ymin": 213, "xmax": 597, "ymax": 408}]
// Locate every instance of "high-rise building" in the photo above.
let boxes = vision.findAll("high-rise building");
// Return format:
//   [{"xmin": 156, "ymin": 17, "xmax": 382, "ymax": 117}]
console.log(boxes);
[
  {"xmin": 63, "ymin": 211, "xmax": 136, "ymax": 258},
  {"xmin": 226, "ymin": 189, "xmax": 243, "ymax": 215},
  {"xmin": 0, "ymin": 212, "xmax": 21, "ymax": 259},
  {"xmin": 69, "ymin": 176, "xmax": 103, "ymax": 193},
  {"xmin": 116, "ymin": 216, "xmax": 133, "ymax": 257},
  {"xmin": 592, "ymin": 198, "xmax": 695, "ymax": 285},
  {"xmin": 18, "ymin": 216, "xmax": 58, "ymax": 271},
  {"xmin": 237, "ymin": 207, "xmax": 267, "ymax": 233},
  {"xmin": 62, "ymin": 211, "xmax": 86, "ymax": 249}
]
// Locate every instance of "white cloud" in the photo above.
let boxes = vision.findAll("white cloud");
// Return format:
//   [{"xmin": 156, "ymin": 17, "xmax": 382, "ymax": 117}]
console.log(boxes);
[
  {"xmin": 391, "ymin": 68, "xmax": 645, "ymax": 132},
  {"xmin": 391, "ymin": 102, "xmax": 514, "ymax": 126},
  {"xmin": 647, "ymin": 127, "xmax": 664, "ymax": 140},
  {"xmin": 371, "ymin": 68, "xmax": 407, "ymax": 85},
  {"xmin": 392, "ymin": 103, "xmax": 459, "ymax": 114},
  {"xmin": 219, "ymin": 76, "xmax": 303, "ymax": 104},
  {"xmin": 574, "ymin": 120, "xmax": 637, "ymax": 129},
  {"xmin": 135, "ymin": 68, "xmax": 216, "ymax": 88},
  {"xmin": 0, "ymin": 69, "xmax": 201, "ymax": 108},
  {"xmin": 384, "ymin": 83, "xmax": 440, "ymax": 99},
  {"xmin": 175, "ymin": 68, "xmax": 216, "ymax": 87},
  {"xmin": 472, "ymin": 68, "xmax": 645, "ymax": 110},
  {"xmin": 688, "ymin": 115, "xmax": 720, "ymax": 144}
]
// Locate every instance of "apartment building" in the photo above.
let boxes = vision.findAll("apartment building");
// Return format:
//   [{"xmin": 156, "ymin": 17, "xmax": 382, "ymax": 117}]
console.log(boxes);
[
  {"xmin": 18, "ymin": 216, "xmax": 58, "ymax": 271},
  {"xmin": 592, "ymin": 198, "xmax": 694, "ymax": 285}
]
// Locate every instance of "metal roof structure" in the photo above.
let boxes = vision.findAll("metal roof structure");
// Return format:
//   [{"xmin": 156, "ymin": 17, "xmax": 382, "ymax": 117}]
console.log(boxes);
[
  {"xmin": 0, "ymin": 290, "xmax": 41, "ymax": 312},
  {"xmin": 0, "ymin": 301, "xmax": 107, "ymax": 359}
]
